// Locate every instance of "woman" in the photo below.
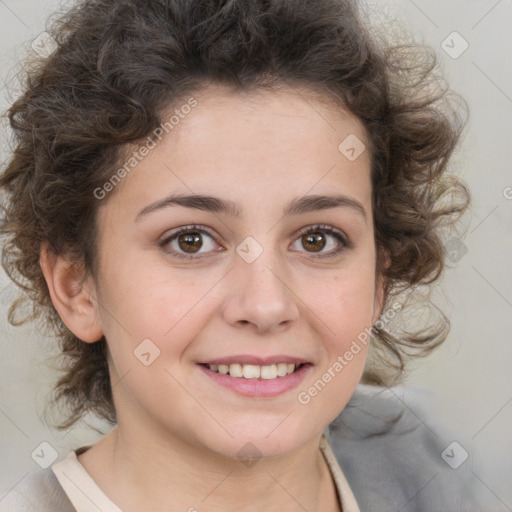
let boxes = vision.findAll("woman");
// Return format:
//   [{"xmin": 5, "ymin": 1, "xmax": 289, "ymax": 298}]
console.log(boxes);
[{"xmin": 0, "ymin": 0, "xmax": 475, "ymax": 510}]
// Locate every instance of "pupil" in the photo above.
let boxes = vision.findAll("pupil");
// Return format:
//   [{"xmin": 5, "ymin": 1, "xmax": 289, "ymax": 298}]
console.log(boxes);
[
  {"xmin": 179, "ymin": 233, "xmax": 202, "ymax": 253},
  {"xmin": 303, "ymin": 233, "xmax": 325, "ymax": 252}
]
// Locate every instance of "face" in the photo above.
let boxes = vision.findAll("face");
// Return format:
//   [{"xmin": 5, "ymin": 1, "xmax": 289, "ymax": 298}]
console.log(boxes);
[{"xmin": 88, "ymin": 84, "xmax": 384, "ymax": 460}]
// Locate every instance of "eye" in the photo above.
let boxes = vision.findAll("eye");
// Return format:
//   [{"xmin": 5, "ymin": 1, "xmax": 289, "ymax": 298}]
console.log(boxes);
[
  {"xmin": 290, "ymin": 224, "xmax": 350, "ymax": 258},
  {"xmin": 159, "ymin": 225, "xmax": 221, "ymax": 260},
  {"xmin": 159, "ymin": 223, "xmax": 350, "ymax": 261}
]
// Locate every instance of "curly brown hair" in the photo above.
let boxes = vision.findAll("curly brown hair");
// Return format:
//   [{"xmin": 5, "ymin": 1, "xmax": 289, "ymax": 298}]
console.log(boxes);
[{"xmin": 0, "ymin": 0, "xmax": 469, "ymax": 430}]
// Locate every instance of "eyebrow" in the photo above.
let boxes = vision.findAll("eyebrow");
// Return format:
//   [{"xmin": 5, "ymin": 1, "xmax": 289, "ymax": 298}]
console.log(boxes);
[{"xmin": 135, "ymin": 193, "xmax": 367, "ymax": 224}]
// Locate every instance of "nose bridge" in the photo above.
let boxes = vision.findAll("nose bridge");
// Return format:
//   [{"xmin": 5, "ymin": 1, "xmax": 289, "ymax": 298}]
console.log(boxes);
[{"xmin": 222, "ymin": 234, "xmax": 299, "ymax": 332}]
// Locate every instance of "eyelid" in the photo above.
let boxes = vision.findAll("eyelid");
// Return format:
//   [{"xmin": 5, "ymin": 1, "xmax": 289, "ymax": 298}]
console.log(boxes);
[
  {"xmin": 294, "ymin": 224, "xmax": 350, "ymax": 247},
  {"xmin": 159, "ymin": 224, "xmax": 217, "ymax": 243}
]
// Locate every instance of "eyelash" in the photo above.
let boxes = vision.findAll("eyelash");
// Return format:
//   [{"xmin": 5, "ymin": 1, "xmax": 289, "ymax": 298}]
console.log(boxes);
[{"xmin": 158, "ymin": 223, "xmax": 350, "ymax": 261}]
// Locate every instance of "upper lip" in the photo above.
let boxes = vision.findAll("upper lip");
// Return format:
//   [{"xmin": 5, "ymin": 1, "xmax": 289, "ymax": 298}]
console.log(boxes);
[{"xmin": 199, "ymin": 355, "xmax": 310, "ymax": 366}]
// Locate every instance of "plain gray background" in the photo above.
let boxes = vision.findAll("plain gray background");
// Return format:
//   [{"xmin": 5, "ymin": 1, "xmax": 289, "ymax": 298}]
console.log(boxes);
[{"xmin": 0, "ymin": 0, "xmax": 511, "ymax": 510}]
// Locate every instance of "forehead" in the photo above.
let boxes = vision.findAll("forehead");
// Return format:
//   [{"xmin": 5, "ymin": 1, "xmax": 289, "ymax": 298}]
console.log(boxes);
[
  {"xmin": 167, "ymin": 83, "xmax": 369, "ymax": 165},
  {"xmin": 100, "ymin": 84, "xmax": 372, "ymax": 221}
]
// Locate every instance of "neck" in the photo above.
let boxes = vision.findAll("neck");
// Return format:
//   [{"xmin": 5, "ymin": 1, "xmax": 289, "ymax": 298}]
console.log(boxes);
[{"xmin": 77, "ymin": 424, "xmax": 340, "ymax": 512}]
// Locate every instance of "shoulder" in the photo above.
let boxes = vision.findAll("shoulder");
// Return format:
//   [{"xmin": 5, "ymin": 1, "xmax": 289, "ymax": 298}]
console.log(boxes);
[
  {"xmin": 0, "ymin": 466, "xmax": 74, "ymax": 512},
  {"xmin": 327, "ymin": 384, "xmax": 483, "ymax": 512}
]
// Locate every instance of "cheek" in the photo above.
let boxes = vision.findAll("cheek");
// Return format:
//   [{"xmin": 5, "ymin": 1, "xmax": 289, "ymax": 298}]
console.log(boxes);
[
  {"xmin": 97, "ymin": 259, "xmax": 220, "ymax": 358},
  {"xmin": 305, "ymin": 263, "xmax": 377, "ymax": 340},
  {"xmin": 95, "ymin": 265, "xmax": 207, "ymax": 412},
  {"xmin": 294, "ymin": 269, "xmax": 375, "ymax": 421}
]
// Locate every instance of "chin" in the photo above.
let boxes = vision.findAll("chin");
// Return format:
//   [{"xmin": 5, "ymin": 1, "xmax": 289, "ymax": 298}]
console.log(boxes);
[{"xmin": 193, "ymin": 418, "xmax": 319, "ymax": 463}]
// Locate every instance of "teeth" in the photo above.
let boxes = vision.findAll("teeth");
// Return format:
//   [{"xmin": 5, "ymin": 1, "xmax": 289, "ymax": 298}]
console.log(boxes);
[
  {"xmin": 243, "ymin": 364, "xmax": 260, "ymax": 379},
  {"xmin": 260, "ymin": 364, "xmax": 277, "ymax": 380},
  {"xmin": 207, "ymin": 362, "xmax": 300, "ymax": 379},
  {"xmin": 229, "ymin": 363, "xmax": 243, "ymax": 378},
  {"xmin": 276, "ymin": 363, "xmax": 288, "ymax": 377}
]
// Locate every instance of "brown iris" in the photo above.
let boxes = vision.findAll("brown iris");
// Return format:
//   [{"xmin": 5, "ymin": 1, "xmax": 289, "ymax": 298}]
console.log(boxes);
[
  {"xmin": 301, "ymin": 232, "xmax": 326, "ymax": 252},
  {"xmin": 178, "ymin": 232, "xmax": 203, "ymax": 253}
]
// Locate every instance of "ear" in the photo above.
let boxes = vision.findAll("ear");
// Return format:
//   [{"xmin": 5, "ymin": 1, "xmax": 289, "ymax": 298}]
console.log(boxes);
[{"xmin": 39, "ymin": 243, "xmax": 104, "ymax": 343}]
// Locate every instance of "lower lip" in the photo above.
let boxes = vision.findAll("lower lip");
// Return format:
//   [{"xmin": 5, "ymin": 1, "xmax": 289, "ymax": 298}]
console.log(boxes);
[{"xmin": 198, "ymin": 364, "xmax": 312, "ymax": 398}]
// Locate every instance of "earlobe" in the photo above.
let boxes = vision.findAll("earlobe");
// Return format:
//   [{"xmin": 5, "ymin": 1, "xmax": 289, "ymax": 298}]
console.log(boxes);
[{"xmin": 39, "ymin": 243, "xmax": 104, "ymax": 343}]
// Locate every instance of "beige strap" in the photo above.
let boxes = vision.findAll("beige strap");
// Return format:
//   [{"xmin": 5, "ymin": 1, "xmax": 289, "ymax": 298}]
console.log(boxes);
[
  {"xmin": 320, "ymin": 434, "xmax": 361, "ymax": 512},
  {"xmin": 52, "ymin": 451, "xmax": 122, "ymax": 512}
]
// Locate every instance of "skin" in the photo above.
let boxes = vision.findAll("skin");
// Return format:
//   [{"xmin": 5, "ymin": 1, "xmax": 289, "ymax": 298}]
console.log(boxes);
[{"xmin": 40, "ymin": 83, "xmax": 386, "ymax": 511}]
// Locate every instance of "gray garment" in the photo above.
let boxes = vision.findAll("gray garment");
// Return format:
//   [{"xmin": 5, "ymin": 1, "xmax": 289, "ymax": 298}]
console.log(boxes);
[
  {"xmin": 0, "ymin": 384, "xmax": 481, "ymax": 512},
  {"xmin": 0, "ymin": 467, "xmax": 74, "ymax": 512},
  {"xmin": 324, "ymin": 385, "xmax": 481, "ymax": 512}
]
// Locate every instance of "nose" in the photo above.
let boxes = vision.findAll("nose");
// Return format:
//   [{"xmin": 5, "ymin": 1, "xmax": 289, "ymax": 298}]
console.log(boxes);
[{"xmin": 221, "ymin": 247, "xmax": 300, "ymax": 334}]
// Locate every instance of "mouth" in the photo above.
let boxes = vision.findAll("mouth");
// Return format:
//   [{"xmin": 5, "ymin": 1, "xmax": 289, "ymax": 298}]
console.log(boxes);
[
  {"xmin": 197, "ymin": 360, "xmax": 312, "ymax": 398},
  {"xmin": 199, "ymin": 362, "xmax": 307, "ymax": 380}
]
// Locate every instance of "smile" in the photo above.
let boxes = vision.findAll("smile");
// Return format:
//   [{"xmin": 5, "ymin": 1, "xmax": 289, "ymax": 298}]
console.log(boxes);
[{"xmin": 198, "ymin": 362, "xmax": 312, "ymax": 398}]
